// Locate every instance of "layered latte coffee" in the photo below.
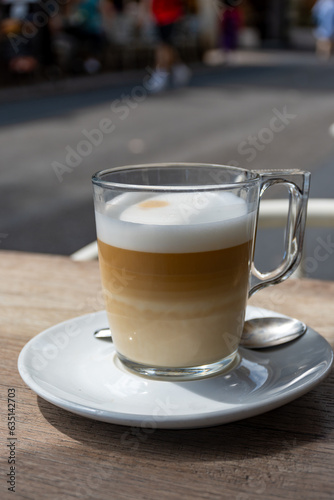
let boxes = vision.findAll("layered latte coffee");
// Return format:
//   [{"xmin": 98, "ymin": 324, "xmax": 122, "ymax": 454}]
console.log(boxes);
[{"xmin": 95, "ymin": 191, "xmax": 256, "ymax": 368}]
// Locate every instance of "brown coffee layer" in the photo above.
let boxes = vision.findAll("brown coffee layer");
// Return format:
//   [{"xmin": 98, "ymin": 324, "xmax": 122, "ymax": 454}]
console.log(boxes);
[{"xmin": 97, "ymin": 239, "xmax": 252, "ymax": 366}]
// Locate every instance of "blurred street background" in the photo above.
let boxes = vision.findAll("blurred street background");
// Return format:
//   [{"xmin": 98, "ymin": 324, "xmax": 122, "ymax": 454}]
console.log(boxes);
[{"xmin": 1, "ymin": 0, "xmax": 334, "ymax": 280}]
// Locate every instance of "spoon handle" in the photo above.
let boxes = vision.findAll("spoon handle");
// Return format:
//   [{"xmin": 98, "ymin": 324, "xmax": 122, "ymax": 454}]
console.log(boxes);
[{"xmin": 94, "ymin": 317, "xmax": 307, "ymax": 350}]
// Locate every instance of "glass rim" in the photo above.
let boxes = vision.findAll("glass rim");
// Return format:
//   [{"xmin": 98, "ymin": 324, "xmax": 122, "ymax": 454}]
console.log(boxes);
[{"xmin": 92, "ymin": 163, "xmax": 261, "ymax": 192}]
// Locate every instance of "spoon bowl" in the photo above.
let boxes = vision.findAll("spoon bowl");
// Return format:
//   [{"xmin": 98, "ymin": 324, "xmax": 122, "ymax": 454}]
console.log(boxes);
[{"xmin": 241, "ymin": 316, "xmax": 307, "ymax": 348}]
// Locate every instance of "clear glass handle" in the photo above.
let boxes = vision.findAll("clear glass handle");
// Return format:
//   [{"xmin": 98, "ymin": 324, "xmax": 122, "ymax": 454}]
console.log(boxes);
[{"xmin": 249, "ymin": 169, "xmax": 311, "ymax": 297}]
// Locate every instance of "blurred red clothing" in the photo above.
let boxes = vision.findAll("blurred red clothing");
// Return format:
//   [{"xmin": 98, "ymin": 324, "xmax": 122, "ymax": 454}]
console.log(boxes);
[{"xmin": 151, "ymin": 0, "xmax": 183, "ymax": 26}]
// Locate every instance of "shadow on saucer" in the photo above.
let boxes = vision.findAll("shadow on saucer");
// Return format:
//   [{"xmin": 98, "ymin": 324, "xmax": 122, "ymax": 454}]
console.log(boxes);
[{"xmin": 176, "ymin": 328, "xmax": 332, "ymax": 404}]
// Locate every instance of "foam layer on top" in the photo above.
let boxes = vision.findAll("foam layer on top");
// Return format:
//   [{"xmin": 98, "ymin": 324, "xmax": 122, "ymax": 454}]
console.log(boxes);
[{"xmin": 95, "ymin": 192, "xmax": 256, "ymax": 253}]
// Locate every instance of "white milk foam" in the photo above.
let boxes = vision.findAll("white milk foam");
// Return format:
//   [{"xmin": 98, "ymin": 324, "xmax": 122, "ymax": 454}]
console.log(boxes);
[{"xmin": 95, "ymin": 192, "xmax": 256, "ymax": 253}]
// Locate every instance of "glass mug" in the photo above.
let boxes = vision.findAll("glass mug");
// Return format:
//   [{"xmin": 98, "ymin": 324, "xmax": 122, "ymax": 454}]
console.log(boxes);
[{"xmin": 92, "ymin": 164, "xmax": 310, "ymax": 380}]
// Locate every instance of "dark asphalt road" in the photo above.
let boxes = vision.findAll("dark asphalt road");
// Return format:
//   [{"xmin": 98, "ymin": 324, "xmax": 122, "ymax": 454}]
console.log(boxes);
[{"xmin": 1, "ymin": 50, "xmax": 334, "ymax": 280}]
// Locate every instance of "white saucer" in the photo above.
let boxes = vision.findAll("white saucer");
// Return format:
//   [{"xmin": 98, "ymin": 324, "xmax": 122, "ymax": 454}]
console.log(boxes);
[{"xmin": 18, "ymin": 307, "xmax": 333, "ymax": 429}]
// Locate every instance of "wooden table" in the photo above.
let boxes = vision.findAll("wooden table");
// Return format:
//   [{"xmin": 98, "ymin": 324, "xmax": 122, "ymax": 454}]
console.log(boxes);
[{"xmin": 1, "ymin": 250, "xmax": 333, "ymax": 500}]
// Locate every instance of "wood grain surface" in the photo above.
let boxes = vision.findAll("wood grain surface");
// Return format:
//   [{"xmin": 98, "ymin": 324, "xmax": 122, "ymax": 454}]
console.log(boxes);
[{"xmin": 0, "ymin": 250, "xmax": 333, "ymax": 500}]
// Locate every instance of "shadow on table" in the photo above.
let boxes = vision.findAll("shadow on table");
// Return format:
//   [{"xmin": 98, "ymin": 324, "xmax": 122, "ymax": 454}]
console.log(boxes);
[{"xmin": 37, "ymin": 377, "xmax": 332, "ymax": 462}]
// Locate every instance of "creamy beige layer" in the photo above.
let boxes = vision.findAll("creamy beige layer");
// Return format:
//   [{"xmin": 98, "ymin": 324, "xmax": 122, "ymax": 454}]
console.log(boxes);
[{"xmin": 98, "ymin": 239, "xmax": 252, "ymax": 367}]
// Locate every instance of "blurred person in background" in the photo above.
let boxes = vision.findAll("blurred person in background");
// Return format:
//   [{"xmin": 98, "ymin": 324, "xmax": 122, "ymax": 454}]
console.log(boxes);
[
  {"xmin": 139, "ymin": 0, "xmax": 192, "ymax": 93},
  {"xmin": 59, "ymin": 0, "xmax": 105, "ymax": 74},
  {"xmin": 312, "ymin": 0, "xmax": 334, "ymax": 60},
  {"xmin": 0, "ymin": 0, "xmax": 54, "ymax": 79},
  {"xmin": 101, "ymin": 0, "xmax": 138, "ymax": 47},
  {"xmin": 219, "ymin": 0, "xmax": 242, "ymax": 63}
]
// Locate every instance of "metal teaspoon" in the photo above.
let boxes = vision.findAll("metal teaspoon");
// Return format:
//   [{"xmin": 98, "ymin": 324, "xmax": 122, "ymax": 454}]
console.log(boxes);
[{"xmin": 93, "ymin": 316, "xmax": 307, "ymax": 349}]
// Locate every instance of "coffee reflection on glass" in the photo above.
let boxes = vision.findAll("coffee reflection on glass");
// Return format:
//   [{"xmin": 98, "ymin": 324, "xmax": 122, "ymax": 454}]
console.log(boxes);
[{"xmin": 92, "ymin": 164, "xmax": 310, "ymax": 380}]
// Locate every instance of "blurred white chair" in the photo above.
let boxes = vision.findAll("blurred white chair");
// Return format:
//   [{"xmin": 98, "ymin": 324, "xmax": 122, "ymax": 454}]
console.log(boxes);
[
  {"xmin": 71, "ymin": 240, "xmax": 98, "ymax": 261},
  {"xmin": 71, "ymin": 199, "xmax": 334, "ymax": 278},
  {"xmin": 257, "ymin": 198, "xmax": 334, "ymax": 229}
]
